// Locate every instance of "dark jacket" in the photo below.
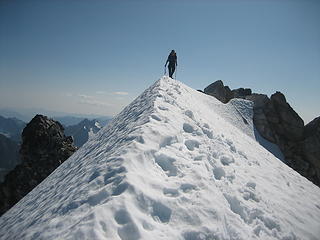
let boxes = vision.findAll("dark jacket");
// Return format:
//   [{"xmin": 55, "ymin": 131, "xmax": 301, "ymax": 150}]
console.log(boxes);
[{"xmin": 166, "ymin": 53, "xmax": 177, "ymax": 66}]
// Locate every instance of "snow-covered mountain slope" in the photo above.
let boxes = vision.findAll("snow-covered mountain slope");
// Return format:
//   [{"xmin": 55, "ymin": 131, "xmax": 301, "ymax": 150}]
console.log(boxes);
[{"xmin": 0, "ymin": 77, "xmax": 319, "ymax": 240}]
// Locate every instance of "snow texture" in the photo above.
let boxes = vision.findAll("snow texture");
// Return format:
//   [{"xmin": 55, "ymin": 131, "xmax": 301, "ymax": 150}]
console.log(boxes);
[{"xmin": 0, "ymin": 77, "xmax": 320, "ymax": 240}]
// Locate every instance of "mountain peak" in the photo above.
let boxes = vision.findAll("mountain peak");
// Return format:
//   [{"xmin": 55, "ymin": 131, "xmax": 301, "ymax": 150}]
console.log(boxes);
[
  {"xmin": 0, "ymin": 114, "xmax": 77, "ymax": 216},
  {"xmin": 0, "ymin": 77, "xmax": 319, "ymax": 239}
]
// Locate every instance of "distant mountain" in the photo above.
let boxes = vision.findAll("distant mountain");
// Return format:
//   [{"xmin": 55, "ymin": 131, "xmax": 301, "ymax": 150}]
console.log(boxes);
[
  {"xmin": 0, "ymin": 109, "xmax": 29, "ymax": 122},
  {"xmin": 0, "ymin": 116, "xmax": 26, "ymax": 143},
  {"xmin": 0, "ymin": 107, "xmax": 113, "ymax": 124},
  {"xmin": 53, "ymin": 116, "xmax": 91, "ymax": 126},
  {"xmin": 64, "ymin": 119, "xmax": 103, "ymax": 147},
  {"xmin": 54, "ymin": 116, "xmax": 112, "ymax": 127},
  {"xmin": 0, "ymin": 134, "xmax": 20, "ymax": 182}
]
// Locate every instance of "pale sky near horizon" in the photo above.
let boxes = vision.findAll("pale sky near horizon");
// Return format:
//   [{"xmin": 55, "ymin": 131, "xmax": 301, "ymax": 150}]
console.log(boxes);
[{"xmin": 0, "ymin": 0, "xmax": 319, "ymax": 123}]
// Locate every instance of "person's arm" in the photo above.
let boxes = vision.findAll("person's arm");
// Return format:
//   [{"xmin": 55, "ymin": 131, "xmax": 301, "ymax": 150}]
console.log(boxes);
[
  {"xmin": 175, "ymin": 56, "xmax": 178, "ymax": 66},
  {"xmin": 165, "ymin": 56, "xmax": 169, "ymax": 67}
]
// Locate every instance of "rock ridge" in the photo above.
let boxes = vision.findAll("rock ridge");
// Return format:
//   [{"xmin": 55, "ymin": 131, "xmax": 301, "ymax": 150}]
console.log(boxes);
[{"xmin": 204, "ymin": 80, "xmax": 320, "ymax": 186}]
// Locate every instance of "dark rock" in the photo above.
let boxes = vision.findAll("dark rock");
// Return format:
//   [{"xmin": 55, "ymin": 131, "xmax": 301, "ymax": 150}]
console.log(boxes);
[
  {"xmin": 204, "ymin": 80, "xmax": 231, "ymax": 103},
  {"xmin": 245, "ymin": 94, "xmax": 269, "ymax": 108},
  {"xmin": 251, "ymin": 91, "xmax": 304, "ymax": 145},
  {"xmin": 269, "ymin": 92, "xmax": 304, "ymax": 141},
  {"xmin": 304, "ymin": 117, "xmax": 320, "ymax": 138},
  {"xmin": 204, "ymin": 81, "xmax": 320, "ymax": 187},
  {"xmin": 0, "ymin": 115, "xmax": 77, "ymax": 216},
  {"xmin": 301, "ymin": 117, "xmax": 320, "ymax": 184},
  {"xmin": 253, "ymin": 93, "xmax": 318, "ymax": 185},
  {"xmin": 231, "ymin": 88, "xmax": 252, "ymax": 99},
  {"xmin": 204, "ymin": 80, "xmax": 252, "ymax": 104}
]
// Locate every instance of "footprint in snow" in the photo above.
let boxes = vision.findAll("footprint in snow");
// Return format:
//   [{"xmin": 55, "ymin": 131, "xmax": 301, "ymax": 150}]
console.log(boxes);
[
  {"xmin": 183, "ymin": 231, "xmax": 218, "ymax": 240},
  {"xmin": 54, "ymin": 188, "xmax": 110, "ymax": 213},
  {"xmin": 185, "ymin": 139, "xmax": 200, "ymax": 151},
  {"xmin": 246, "ymin": 181, "xmax": 256, "ymax": 189},
  {"xmin": 163, "ymin": 188, "xmax": 180, "ymax": 197},
  {"xmin": 194, "ymin": 155, "xmax": 206, "ymax": 161},
  {"xmin": 150, "ymin": 114, "xmax": 161, "ymax": 121},
  {"xmin": 199, "ymin": 123, "xmax": 214, "ymax": 139},
  {"xmin": 158, "ymin": 106, "xmax": 169, "ymax": 111},
  {"xmin": 229, "ymin": 144, "xmax": 236, "ymax": 152},
  {"xmin": 152, "ymin": 201, "xmax": 172, "ymax": 223},
  {"xmin": 159, "ymin": 135, "xmax": 178, "ymax": 148},
  {"xmin": 203, "ymin": 123, "xmax": 210, "ymax": 129},
  {"xmin": 183, "ymin": 122, "xmax": 203, "ymax": 136},
  {"xmin": 88, "ymin": 171, "xmax": 100, "ymax": 183},
  {"xmin": 184, "ymin": 110, "xmax": 195, "ymax": 120},
  {"xmin": 183, "ymin": 123, "xmax": 195, "ymax": 133},
  {"xmin": 114, "ymin": 209, "xmax": 141, "ymax": 240},
  {"xmin": 103, "ymin": 166, "xmax": 126, "ymax": 185},
  {"xmin": 114, "ymin": 209, "xmax": 133, "ymax": 225},
  {"xmin": 180, "ymin": 183, "xmax": 197, "ymax": 193},
  {"xmin": 202, "ymin": 127, "xmax": 214, "ymax": 139},
  {"xmin": 222, "ymin": 138, "xmax": 237, "ymax": 153},
  {"xmin": 112, "ymin": 182, "xmax": 130, "ymax": 196},
  {"xmin": 155, "ymin": 154, "xmax": 178, "ymax": 177},
  {"xmin": 136, "ymin": 194, "xmax": 172, "ymax": 223},
  {"xmin": 238, "ymin": 150, "xmax": 248, "ymax": 159},
  {"xmin": 220, "ymin": 154, "xmax": 235, "ymax": 166},
  {"xmin": 174, "ymin": 86, "xmax": 182, "ymax": 94},
  {"xmin": 241, "ymin": 181, "xmax": 260, "ymax": 202},
  {"xmin": 213, "ymin": 167, "xmax": 225, "ymax": 180}
]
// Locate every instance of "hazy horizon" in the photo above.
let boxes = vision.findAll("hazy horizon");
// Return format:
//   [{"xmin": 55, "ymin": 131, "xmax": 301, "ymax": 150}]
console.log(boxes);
[{"xmin": 1, "ymin": 0, "xmax": 319, "ymax": 123}]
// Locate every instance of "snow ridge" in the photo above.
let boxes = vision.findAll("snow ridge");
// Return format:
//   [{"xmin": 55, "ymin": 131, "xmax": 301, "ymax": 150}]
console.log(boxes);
[{"xmin": 0, "ymin": 77, "xmax": 320, "ymax": 240}]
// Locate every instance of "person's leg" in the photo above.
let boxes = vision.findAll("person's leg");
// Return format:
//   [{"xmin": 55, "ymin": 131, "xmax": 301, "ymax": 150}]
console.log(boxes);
[
  {"xmin": 169, "ymin": 65, "xmax": 173, "ymax": 78},
  {"xmin": 172, "ymin": 65, "xmax": 176, "ymax": 78}
]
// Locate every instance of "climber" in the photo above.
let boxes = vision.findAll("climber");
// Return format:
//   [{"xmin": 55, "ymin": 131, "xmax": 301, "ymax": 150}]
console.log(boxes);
[{"xmin": 165, "ymin": 50, "xmax": 177, "ymax": 78}]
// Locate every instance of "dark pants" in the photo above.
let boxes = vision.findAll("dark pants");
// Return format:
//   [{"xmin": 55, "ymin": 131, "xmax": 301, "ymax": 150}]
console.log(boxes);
[{"xmin": 168, "ymin": 64, "xmax": 176, "ymax": 78}]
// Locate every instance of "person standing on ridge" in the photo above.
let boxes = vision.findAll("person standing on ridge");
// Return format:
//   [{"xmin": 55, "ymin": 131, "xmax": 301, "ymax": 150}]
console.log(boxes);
[{"xmin": 165, "ymin": 50, "xmax": 177, "ymax": 78}]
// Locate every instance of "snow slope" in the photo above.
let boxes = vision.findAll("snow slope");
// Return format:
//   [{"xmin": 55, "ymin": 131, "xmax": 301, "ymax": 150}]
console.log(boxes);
[{"xmin": 0, "ymin": 77, "xmax": 320, "ymax": 240}]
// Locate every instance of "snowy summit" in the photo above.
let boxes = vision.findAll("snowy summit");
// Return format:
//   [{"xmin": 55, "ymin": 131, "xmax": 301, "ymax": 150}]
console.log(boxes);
[{"xmin": 0, "ymin": 77, "xmax": 320, "ymax": 240}]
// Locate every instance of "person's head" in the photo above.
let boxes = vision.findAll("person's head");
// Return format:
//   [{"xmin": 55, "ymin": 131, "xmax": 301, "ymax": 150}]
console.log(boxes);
[{"xmin": 170, "ymin": 50, "xmax": 176, "ymax": 55}]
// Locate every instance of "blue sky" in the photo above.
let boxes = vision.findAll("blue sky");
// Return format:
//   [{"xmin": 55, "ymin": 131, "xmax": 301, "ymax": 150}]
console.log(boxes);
[{"xmin": 0, "ymin": 0, "xmax": 319, "ymax": 123}]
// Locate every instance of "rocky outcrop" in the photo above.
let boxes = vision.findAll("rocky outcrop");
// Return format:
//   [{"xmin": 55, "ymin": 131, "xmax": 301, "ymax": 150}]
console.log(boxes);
[
  {"xmin": 204, "ymin": 80, "xmax": 252, "ymax": 104},
  {"xmin": 204, "ymin": 80, "xmax": 231, "ymax": 103},
  {"xmin": 250, "ymin": 92, "xmax": 312, "ymax": 183},
  {"xmin": 204, "ymin": 80, "xmax": 320, "ymax": 186},
  {"xmin": 252, "ymin": 92, "xmax": 305, "ymax": 142},
  {"xmin": 0, "ymin": 115, "xmax": 77, "ymax": 216},
  {"xmin": 301, "ymin": 117, "xmax": 320, "ymax": 182}
]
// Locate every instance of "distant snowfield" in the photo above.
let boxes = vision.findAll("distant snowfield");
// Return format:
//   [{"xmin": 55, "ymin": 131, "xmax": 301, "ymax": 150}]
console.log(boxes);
[{"xmin": 1, "ymin": 77, "xmax": 319, "ymax": 240}]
